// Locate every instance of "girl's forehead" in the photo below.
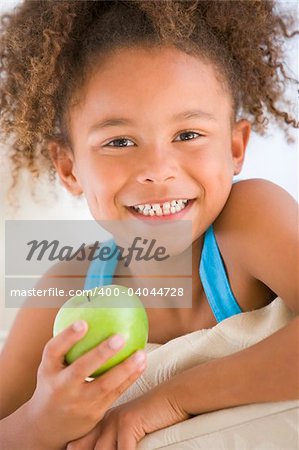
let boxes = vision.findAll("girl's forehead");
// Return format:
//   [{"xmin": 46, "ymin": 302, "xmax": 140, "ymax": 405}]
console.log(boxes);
[
  {"xmin": 88, "ymin": 46, "xmax": 226, "ymax": 89},
  {"xmin": 71, "ymin": 46, "xmax": 232, "ymax": 117}
]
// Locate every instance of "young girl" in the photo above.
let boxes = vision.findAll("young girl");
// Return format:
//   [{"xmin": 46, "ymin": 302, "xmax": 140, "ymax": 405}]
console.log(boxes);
[{"xmin": 0, "ymin": 1, "xmax": 298, "ymax": 449}]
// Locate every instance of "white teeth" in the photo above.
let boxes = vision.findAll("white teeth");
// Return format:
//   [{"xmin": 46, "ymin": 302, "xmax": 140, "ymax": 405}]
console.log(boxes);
[
  {"xmin": 152, "ymin": 203, "xmax": 161, "ymax": 211},
  {"xmin": 132, "ymin": 198, "xmax": 191, "ymax": 217}
]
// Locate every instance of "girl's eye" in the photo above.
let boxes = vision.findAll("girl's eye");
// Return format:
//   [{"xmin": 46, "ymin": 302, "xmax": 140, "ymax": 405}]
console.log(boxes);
[
  {"xmin": 105, "ymin": 138, "xmax": 135, "ymax": 148},
  {"xmin": 101, "ymin": 131, "xmax": 202, "ymax": 149},
  {"xmin": 174, "ymin": 131, "xmax": 202, "ymax": 142}
]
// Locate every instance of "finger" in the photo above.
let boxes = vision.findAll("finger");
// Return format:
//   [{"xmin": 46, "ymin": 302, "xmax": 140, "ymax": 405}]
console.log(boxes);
[
  {"xmin": 104, "ymin": 362, "xmax": 146, "ymax": 408},
  {"xmin": 94, "ymin": 426, "xmax": 117, "ymax": 450},
  {"xmin": 118, "ymin": 429, "xmax": 138, "ymax": 450},
  {"xmin": 64, "ymin": 334, "xmax": 126, "ymax": 382},
  {"xmin": 66, "ymin": 425, "xmax": 101, "ymax": 450},
  {"xmin": 89, "ymin": 350, "xmax": 146, "ymax": 402},
  {"xmin": 42, "ymin": 320, "xmax": 88, "ymax": 371}
]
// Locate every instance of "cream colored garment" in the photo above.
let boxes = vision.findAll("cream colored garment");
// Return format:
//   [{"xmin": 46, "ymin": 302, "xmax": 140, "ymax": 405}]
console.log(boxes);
[{"xmin": 112, "ymin": 298, "xmax": 299, "ymax": 449}]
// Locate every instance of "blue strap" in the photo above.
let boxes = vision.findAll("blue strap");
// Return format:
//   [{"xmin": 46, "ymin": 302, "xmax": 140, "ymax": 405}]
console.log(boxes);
[
  {"xmin": 84, "ymin": 239, "xmax": 120, "ymax": 290},
  {"xmin": 199, "ymin": 225, "xmax": 242, "ymax": 323}
]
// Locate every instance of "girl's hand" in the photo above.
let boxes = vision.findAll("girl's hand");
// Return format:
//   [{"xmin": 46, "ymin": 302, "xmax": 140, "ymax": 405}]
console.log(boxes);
[
  {"xmin": 26, "ymin": 321, "xmax": 146, "ymax": 450},
  {"xmin": 66, "ymin": 386, "xmax": 190, "ymax": 450}
]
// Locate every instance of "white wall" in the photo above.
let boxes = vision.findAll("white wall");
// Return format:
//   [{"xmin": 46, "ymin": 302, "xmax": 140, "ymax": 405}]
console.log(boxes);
[{"xmin": 0, "ymin": 0, "xmax": 298, "ymax": 347}]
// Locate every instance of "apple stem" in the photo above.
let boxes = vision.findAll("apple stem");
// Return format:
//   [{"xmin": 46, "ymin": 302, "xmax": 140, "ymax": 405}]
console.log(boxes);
[{"xmin": 87, "ymin": 294, "xmax": 91, "ymax": 302}]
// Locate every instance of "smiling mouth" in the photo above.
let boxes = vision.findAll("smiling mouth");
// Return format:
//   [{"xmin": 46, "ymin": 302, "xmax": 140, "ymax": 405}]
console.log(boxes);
[{"xmin": 128, "ymin": 199, "xmax": 195, "ymax": 219}]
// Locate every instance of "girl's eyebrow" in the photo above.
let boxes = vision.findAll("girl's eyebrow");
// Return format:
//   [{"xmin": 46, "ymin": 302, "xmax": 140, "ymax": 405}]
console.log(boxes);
[
  {"xmin": 173, "ymin": 109, "xmax": 216, "ymax": 122},
  {"xmin": 88, "ymin": 109, "xmax": 216, "ymax": 134}
]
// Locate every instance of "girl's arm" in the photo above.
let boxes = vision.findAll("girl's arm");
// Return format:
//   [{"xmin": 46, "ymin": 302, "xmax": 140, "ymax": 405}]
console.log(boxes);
[
  {"xmin": 0, "ymin": 306, "xmax": 59, "ymax": 419},
  {"xmin": 163, "ymin": 314, "xmax": 299, "ymax": 415},
  {"xmin": 0, "ymin": 401, "xmax": 47, "ymax": 450}
]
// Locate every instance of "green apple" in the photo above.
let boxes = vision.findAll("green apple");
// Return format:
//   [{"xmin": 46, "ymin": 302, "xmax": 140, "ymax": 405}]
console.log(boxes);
[{"xmin": 53, "ymin": 285, "xmax": 148, "ymax": 377}]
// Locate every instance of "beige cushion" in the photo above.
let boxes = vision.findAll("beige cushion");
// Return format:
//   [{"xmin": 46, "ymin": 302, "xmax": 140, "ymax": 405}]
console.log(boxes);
[
  {"xmin": 112, "ymin": 298, "xmax": 298, "ymax": 449},
  {"xmin": 139, "ymin": 400, "xmax": 299, "ymax": 449}
]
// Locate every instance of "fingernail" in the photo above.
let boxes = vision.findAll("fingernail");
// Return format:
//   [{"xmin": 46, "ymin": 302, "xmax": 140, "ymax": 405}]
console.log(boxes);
[
  {"xmin": 108, "ymin": 335, "xmax": 125, "ymax": 350},
  {"xmin": 72, "ymin": 320, "xmax": 87, "ymax": 332},
  {"xmin": 132, "ymin": 350, "xmax": 145, "ymax": 365}
]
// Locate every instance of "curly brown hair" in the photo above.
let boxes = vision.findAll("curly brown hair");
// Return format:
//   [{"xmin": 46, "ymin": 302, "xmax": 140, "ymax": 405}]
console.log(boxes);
[{"xmin": 0, "ymin": 0, "xmax": 298, "ymax": 202}]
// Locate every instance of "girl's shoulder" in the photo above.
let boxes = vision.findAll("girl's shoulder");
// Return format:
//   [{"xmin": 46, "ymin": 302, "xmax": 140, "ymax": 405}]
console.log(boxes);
[{"xmin": 213, "ymin": 179, "xmax": 298, "ymax": 314}]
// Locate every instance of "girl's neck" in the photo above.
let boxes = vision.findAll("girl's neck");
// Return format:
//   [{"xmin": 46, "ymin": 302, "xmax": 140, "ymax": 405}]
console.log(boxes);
[{"xmin": 114, "ymin": 235, "xmax": 205, "ymax": 312}]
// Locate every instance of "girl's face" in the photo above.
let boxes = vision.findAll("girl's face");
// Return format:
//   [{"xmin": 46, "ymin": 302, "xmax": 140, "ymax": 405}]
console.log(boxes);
[{"xmin": 55, "ymin": 46, "xmax": 250, "ymax": 240}]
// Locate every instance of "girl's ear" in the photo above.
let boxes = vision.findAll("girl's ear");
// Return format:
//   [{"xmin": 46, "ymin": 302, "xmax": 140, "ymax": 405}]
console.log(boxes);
[
  {"xmin": 231, "ymin": 119, "xmax": 251, "ymax": 175},
  {"xmin": 48, "ymin": 141, "xmax": 83, "ymax": 195}
]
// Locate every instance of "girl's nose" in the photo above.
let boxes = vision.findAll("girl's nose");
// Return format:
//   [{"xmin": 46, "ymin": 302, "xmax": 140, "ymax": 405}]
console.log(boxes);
[{"xmin": 135, "ymin": 147, "xmax": 179, "ymax": 184}]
